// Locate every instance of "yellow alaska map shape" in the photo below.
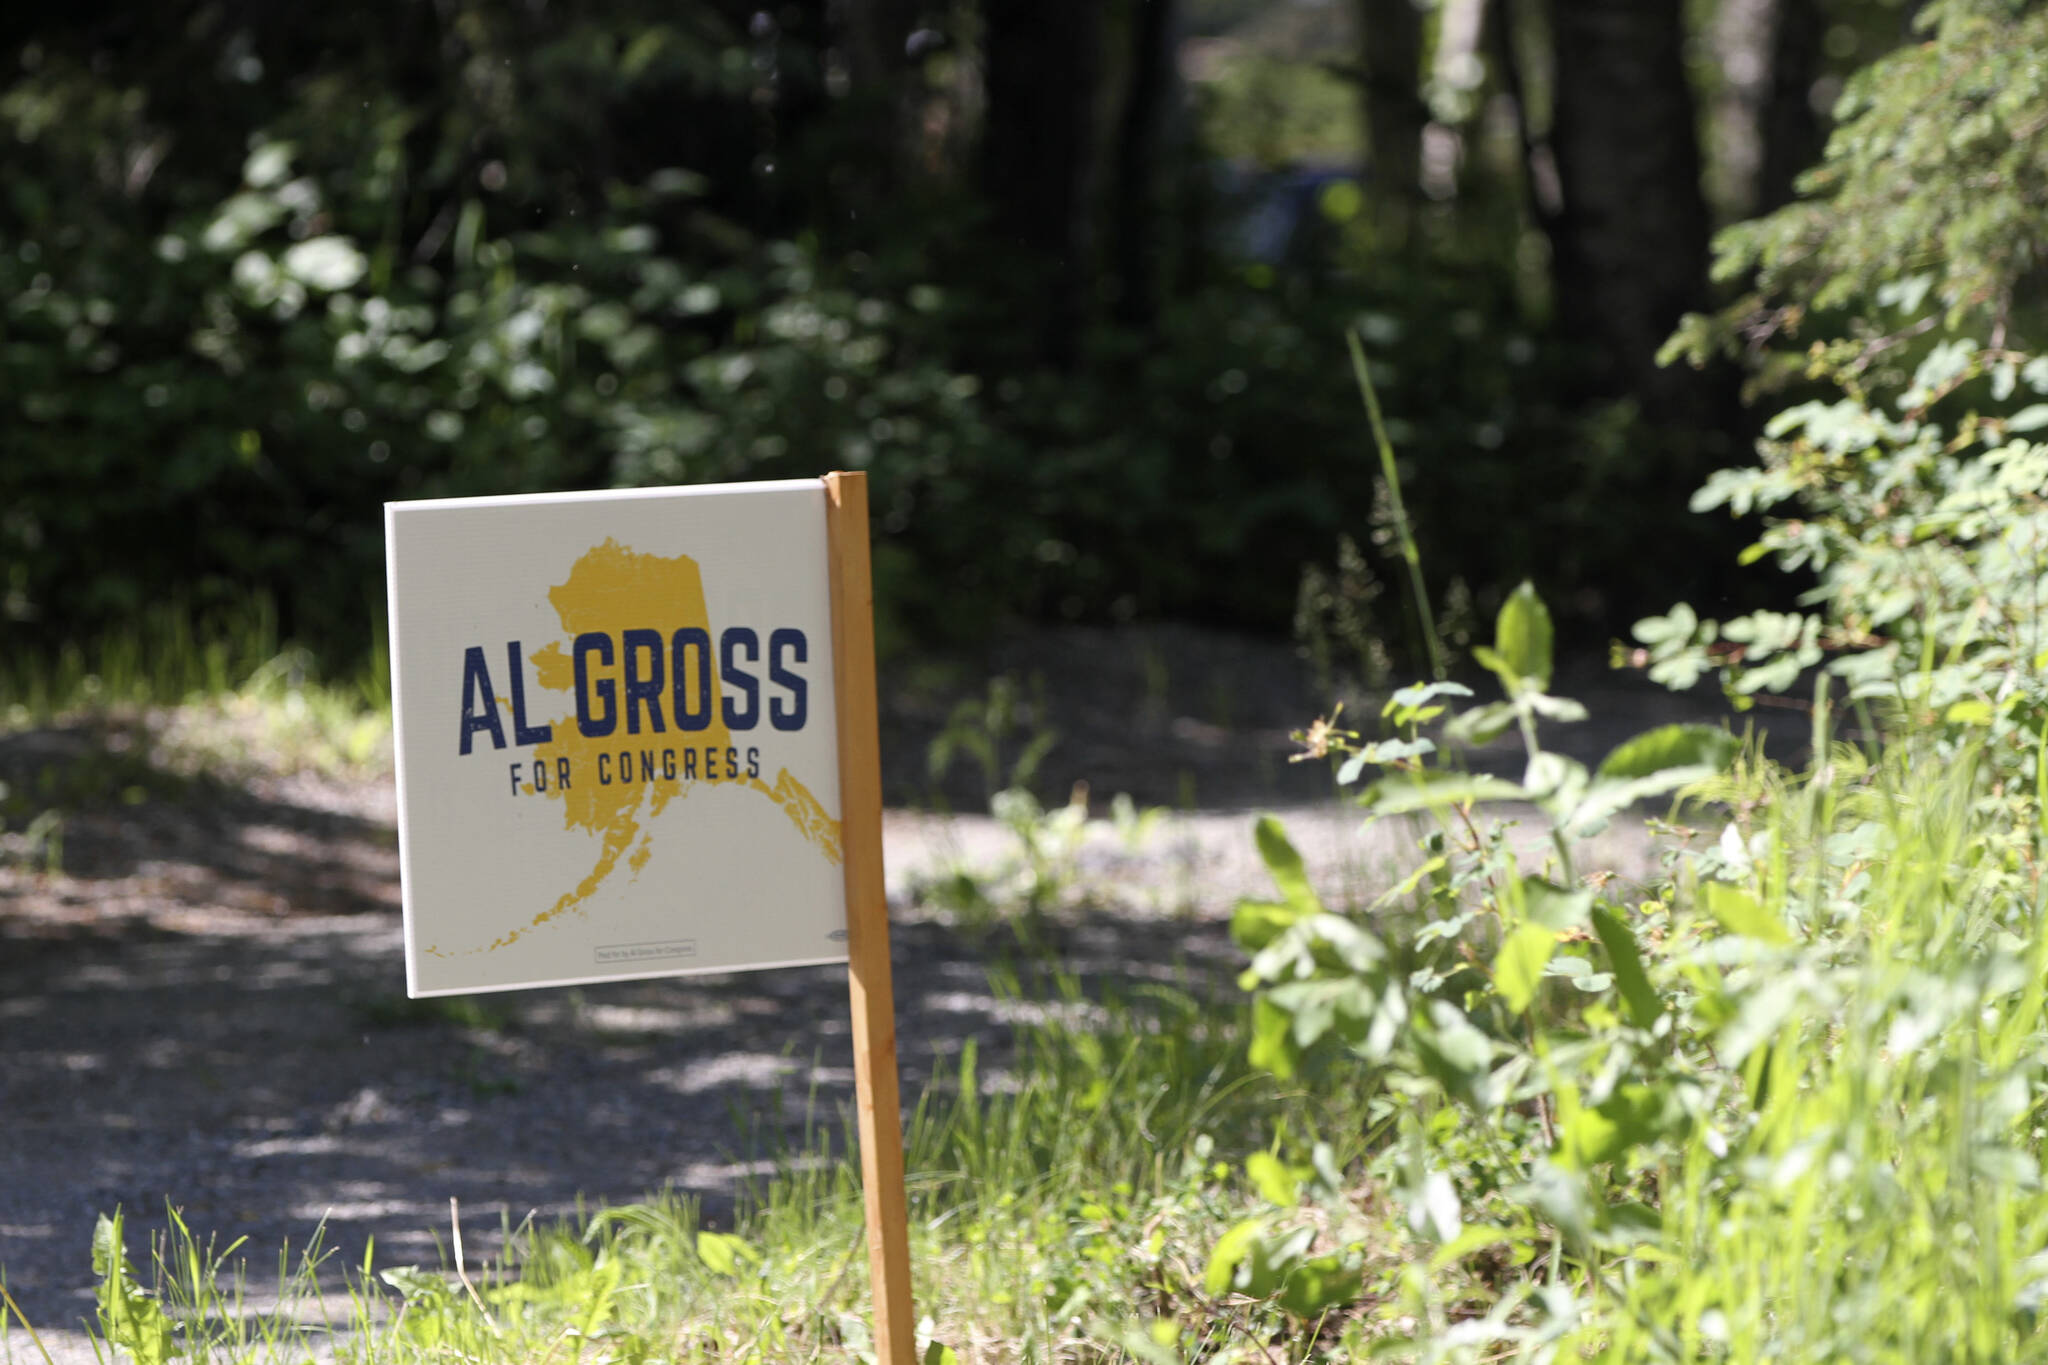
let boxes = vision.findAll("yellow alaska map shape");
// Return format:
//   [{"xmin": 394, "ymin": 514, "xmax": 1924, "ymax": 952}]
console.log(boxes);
[{"xmin": 466, "ymin": 537, "xmax": 841, "ymax": 956}]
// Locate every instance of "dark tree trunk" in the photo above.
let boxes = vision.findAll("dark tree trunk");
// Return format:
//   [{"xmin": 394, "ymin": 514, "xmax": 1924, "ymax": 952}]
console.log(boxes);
[
  {"xmin": 1545, "ymin": 0, "xmax": 1717, "ymax": 423},
  {"xmin": 1541, "ymin": 0, "xmax": 1750, "ymax": 618},
  {"xmin": 1109, "ymin": 0, "xmax": 1178, "ymax": 327},
  {"xmin": 979, "ymin": 0, "xmax": 1103, "ymax": 366},
  {"xmin": 840, "ymin": 0, "xmax": 926, "ymax": 190},
  {"xmin": 1757, "ymin": 0, "xmax": 1825, "ymax": 210},
  {"xmin": 1492, "ymin": 0, "xmax": 1562, "ymax": 231},
  {"xmin": 843, "ymin": 0, "xmax": 923, "ymax": 100},
  {"xmin": 1355, "ymin": 0, "xmax": 1427, "ymax": 244}
]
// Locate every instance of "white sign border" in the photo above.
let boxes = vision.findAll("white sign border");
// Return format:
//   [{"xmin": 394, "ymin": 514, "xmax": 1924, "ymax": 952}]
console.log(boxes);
[{"xmin": 383, "ymin": 478, "xmax": 850, "ymax": 998}]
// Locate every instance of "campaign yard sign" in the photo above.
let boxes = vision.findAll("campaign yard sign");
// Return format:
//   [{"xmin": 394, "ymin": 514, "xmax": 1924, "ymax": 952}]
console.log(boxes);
[
  {"xmin": 385, "ymin": 479, "xmax": 851, "ymax": 997},
  {"xmin": 386, "ymin": 473, "xmax": 915, "ymax": 1365}
]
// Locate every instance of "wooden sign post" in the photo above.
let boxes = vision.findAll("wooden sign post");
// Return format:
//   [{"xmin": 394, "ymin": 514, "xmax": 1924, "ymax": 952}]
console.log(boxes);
[
  {"xmin": 384, "ymin": 473, "xmax": 914, "ymax": 1363},
  {"xmin": 824, "ymin": 472, "xmax": 916, "ymax": 1365}
]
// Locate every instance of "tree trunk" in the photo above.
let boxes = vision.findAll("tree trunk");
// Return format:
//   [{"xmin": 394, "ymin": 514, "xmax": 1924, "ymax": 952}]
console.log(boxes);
[
  {"xmin": 979, "ymin": 0, "xmax": 1103, "ymax": 366},
  {"xmin": 1109, "ymin": 0, "xmax": 1178, "ymax": 327},
  {"xmin": 1544, "ymin": 0, "xmax": 1716, "ymax": 422},
  {"xmin": 840, "ymin": 0, "xmax": 926, "ymax": 190},
  {"xmin": 1757, "ymin": 0, "xmax": 1825, "ymax": 210},
  {"xmin": 1541, "ymin": 0, "xmax": 1750, "ymax": 617},
  {"xmin": 1355, "ymin": 0, "xmax": 1427, "ymax": 244},
  {"xmin": 1710, "ymin": 0, "xmax": 1825, "ymax": 215}
]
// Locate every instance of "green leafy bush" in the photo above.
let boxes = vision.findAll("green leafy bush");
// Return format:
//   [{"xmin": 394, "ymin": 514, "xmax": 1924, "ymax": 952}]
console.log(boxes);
[
  {"xmin": 1222, "ymin": 580, "xmax": 2048, "ymax": 1359},
  {"xmin": 1635, "ymin": 339, "xmax": 2048, "ymax": 781}
]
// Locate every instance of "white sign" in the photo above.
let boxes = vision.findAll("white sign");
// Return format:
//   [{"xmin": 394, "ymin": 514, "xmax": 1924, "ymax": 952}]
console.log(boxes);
[{"xmin": 384, "ymin": 481, "xmax": 848, "ymax": 996}]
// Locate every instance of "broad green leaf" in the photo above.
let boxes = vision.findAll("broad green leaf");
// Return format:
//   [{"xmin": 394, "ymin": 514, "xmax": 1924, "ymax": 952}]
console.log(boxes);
[
  {"xmin": 1428, "ymin": 1224, "xmax": 1529, "ymax": 1272},
  {"xmin": 1590, "ymin": 906, "xmax": 1660, "ymax": 1028},
  {"xmin": 1204, "ymin": 1217, "xmax": 1272, "ymax": 1295},
  {"xmin": 1521, "ymin": 877, "xmax": 1594, "ymax": 931},
  {"xmin": 1571, "ymin": 772, "xmax": 1720, "ymax": 834},
  {"xmin": 1494, "ymin": 923, "xmax": 1556, "ymax": 1015},
  {"xmin": 1270, "ymin": 967, "xmax": 1405, "ymax": 1063},
  {"xmin": 1495, "ymin": 581, "xmax": 1554, "ymax": 690},
  {"xmin": 379, "ymin": 1267, "xmax": 452, "ymax": 1307},
  {"xmin": 93, "ymin": 1214, "xmax": 177, "ymax": 1365},
  {"xmin": 1945, "ymin": 698, "xmax": 1995, "ymax": 725},
  {"xmin": 1471, "ymin": 645, "xmax": 1514, "ymax": 689},
  {"xmin": 1245, "ymin": 1227, "xmax": 1315, "ymax": 1297},
  {"xmin": 1525, "ymin": 692, "xmax": 1590, "ymax": 722},
  {"xmin": 1369, "ymin": 737, "xmax": 1435, "ymax": 762},
  {"xmin": 1568, "ymin": 727, "xmax": 1738, "ymax": 831},
  {"xmin": 1702, "ymin": 881, "xmax": 1792, "ymax": 945},
  {"xmin": 1305, "ymin": 912, "xmax": 1387, "ymax": 971},
  {"xmin": 1577, "ymin": 1085, "xmax": 1672, "ymax": 1167},
  {"xmin": 695, "ymin": 1231, "xmax": 760, "ymax": 1276},
  {"xmin": 1596, "ymin": 724, "xmax": 1739, "ymax": 780},
  {"xmin": 1268, "ymin": 979, "xmax": 1363, "ymax": 1048},
  {"xmin": 1411, "ymin": 1001, "xmax": 1494, "ymax": 1107},
  {"xmin": 1255, "ymin": 816, "xmax": 1322, "ymax": 915},
  {"xmin": 2009, "ymin": 403, "xmax": 2048, "ymax": 433},
  {"xmin": 1523, "ymin": 751, "xmax": 1589, "ymax": 804},
  {"xmin": 1360, "ymin": 771, "xmax": 1529, "ymax": 818},
  {"xmin": 1249, "ymin": 996, "xmax": 1301, "ymax": 1079},
  {"xmin": 1230, "ymin": 898, "xmax": 1298, "ymax": 952},
  {"xmin": 1245, "ymin": 1151, "xmax": 1301, "ymax": 1206},
  {"xmin": 1442, "ymin": 700, "xmax": 1517, "ymax": 746},
  {"xmin": 1385, "ymin": 680, "xmax": 1473, "ymax": 717},
  {"xmin": 1406, "ymin": 1169, "xmax": 1462, "ymax": 1244},
  {"xmin": 1518, "ymin": 1163, "xmax": 1594, "ymax": 1249},
  {"xmin": 281, "ymin": 236, "xmax": 368, "ymax": 291},
  {"xmin": 1278, "ymin": 1252, "xmax": 1364, "ymax": 1319},
  {"xmin": 1599, "ymin": 1201, "xmax": 1664, "ymax": 1251},
  {"xmin": 1559, "ymin": 1106, "xmax": 1626, "ymax": 1169},
  {"xmin": 924, "ymin": 1342, "xmax": 961, "ymax": 1365}
]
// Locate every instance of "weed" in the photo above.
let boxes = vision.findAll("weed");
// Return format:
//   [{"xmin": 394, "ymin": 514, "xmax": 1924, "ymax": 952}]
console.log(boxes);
[
  {"xmin": 924, "ymin": 675, "xmax": 1057, "ymax": 809},
  {"xmin": 906, "ymin": 782, "xmax": 1174, "ymax": 935}
]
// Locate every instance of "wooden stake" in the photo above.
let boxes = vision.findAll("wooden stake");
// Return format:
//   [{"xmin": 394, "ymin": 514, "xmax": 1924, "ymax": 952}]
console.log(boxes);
[{"xmin": 823, "ymin": 471, "xmax": 917, "ymax": 1365}]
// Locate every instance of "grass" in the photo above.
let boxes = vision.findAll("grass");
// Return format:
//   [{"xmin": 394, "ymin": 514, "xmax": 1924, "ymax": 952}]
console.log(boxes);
[
  {"xmin": 0, "ymin": 604, "xmax": 391, "ymax": 873},
  {"xmin": 35, "ymin": 724, "xmax": 2048, "ymax": 1363},
  {"xmin": 1, "ymin": 595, "xmax": 389, "ymax": 761},
  {"xmin": 13, "ymin": 605, "xmax": 2048, "ymax": 1360},
  {"xmin": 16, "ymin": 980, "xmax": 1374, "ymax": 1365},
  {"xmin": 1588, "ymin": 737, "xmax": 2048, "ymax": 1362}
]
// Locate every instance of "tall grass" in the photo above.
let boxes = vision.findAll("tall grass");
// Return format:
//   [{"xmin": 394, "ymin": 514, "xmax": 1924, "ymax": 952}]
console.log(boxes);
[
  {"xmin": 1584, "ymin": 738, "xmax": 2048, "ymax": 1362},
  {"xmin": 0, "ymin": 596, "xmax": 389, "ymax": 722},
  {"xmin": 0, "ymin": 595, "xmax": 392, "ymax": 784},
  {"xmin": 409, "ymin": 980, "xmax": 1377, "ymax": 1363}
]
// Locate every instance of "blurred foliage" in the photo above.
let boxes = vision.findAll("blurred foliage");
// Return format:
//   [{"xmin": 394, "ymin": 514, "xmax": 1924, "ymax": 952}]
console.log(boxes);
[
  {"xmin": 1673, "ymin": 0, "xmax": 2048, "ymax": 386},
  {"xmin": 0, "ymin": 0, "xmax": 1873, "ymax": 677},
  {"xmin": 1197, "ymin": 55, "xmax": 1362, "ymax": 168},
  {"xmin": 1649, "ymin": 0, "xmax": 2048, "ymax": 774}
]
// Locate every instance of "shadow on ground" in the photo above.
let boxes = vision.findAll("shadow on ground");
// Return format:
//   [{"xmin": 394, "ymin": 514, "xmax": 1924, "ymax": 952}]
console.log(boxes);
[{"xmin": 0, "ymin": 892, "xmax": 1243, "ymax": 1339}]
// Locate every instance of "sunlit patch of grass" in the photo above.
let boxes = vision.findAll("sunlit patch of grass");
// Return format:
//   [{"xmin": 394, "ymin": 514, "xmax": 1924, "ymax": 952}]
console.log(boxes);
[
  {"xmin": 0, "ymin": 599, "xmax": 389, "ymax": 875},
  {"xmin": 1, "ymin": 596, "xmax": 391, "ymax": 789}
]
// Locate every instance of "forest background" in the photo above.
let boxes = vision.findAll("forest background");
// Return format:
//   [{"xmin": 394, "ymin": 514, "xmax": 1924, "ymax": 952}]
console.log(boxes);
[{"xmin": 0, "ymin": 0, "xmax": 1917, "ymax": 676}]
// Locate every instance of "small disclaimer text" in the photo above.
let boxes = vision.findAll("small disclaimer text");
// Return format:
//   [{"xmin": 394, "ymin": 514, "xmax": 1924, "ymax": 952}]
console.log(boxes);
[{"xmin": 594, "ymin": 939, "xmax": 698, "ymax": 966}]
